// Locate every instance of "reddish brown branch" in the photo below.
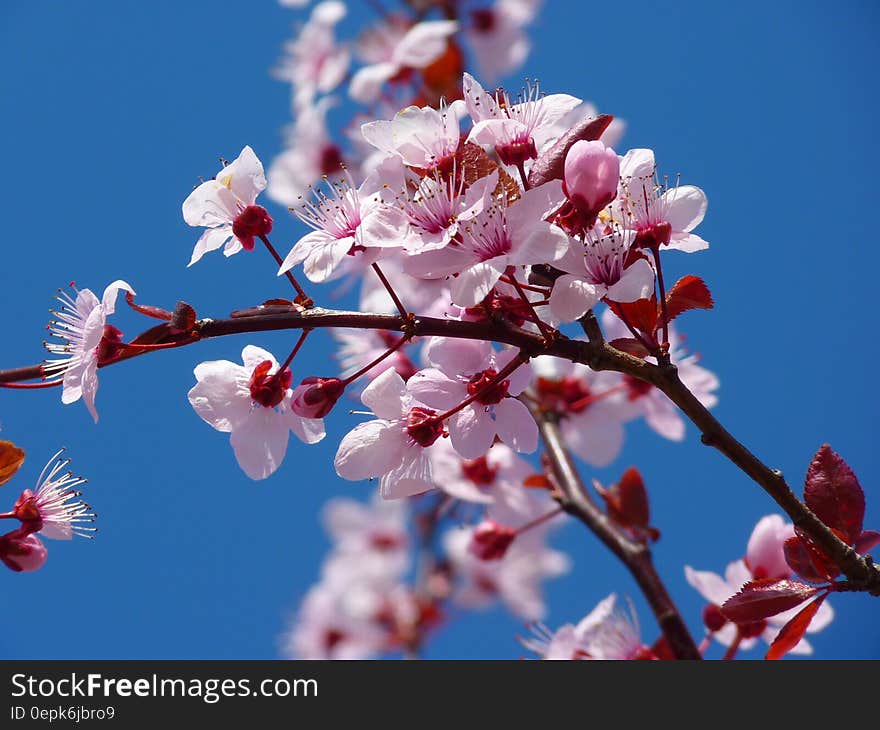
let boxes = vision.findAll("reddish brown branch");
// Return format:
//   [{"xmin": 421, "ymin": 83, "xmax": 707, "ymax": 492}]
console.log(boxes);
[
  {"xmin": 535, "ymin": 412, "xmax": 701, "ymax": 660},
  {"xmin": 1, "ymin": 302, "xmax": 877, "ymax": 596}
]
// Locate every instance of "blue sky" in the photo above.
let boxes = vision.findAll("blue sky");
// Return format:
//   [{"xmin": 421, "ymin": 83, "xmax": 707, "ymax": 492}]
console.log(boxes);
[{"xmin": 0, "ymin": 0, "xmax": 878, "ymax": 659}]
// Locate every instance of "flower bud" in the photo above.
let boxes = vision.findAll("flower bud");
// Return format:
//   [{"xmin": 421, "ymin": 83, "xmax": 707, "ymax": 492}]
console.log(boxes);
[
  {"xmin": 468, "ymin": 520, "xmax": 516, "ymax": 561},
  {"xmin": 290, "ymin": 377, "xmax": 345, "ymax": 418},
  {"xmin": 0, "ymin": 531, "xmax": 48, "ymax": 573},
  {"xmin": 232, "ymin": 205, "xmax": 274, "ymax": 251},
  {"xmin": 702, "ymin": 604, "xmax": 728, "ymax": 633},
  {"xmin": 563, "ymin": 140, "xmax": 619, "ymax": 226},
  {"xmin": 249, "ymin": 361, "xmax": 292, "ymax": 408}
]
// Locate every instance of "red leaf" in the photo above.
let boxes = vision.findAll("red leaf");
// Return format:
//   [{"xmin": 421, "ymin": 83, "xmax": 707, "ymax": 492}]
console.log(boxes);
[
  {"xmin": 528, "ymin": 114, "xmax": 614, "ymax": 188},
  {"xmin": 608, "ymin": 297, "xmax": 658, "ymax": 339},
  {"xmin": 804, "ymin": 445, "xmax": 865, "ymax": 544},
  {"xmin": 609, "ymin": 338, "xmax": 650, "ymax": 358},
  {"xmin": 783, "ymin": 535, "xmax": 837, "ymax": 583},
  {"xmin": 854, "ymin": 530, "xmax": 880, "ymax": 555},
  {"xmin": 721, "ymin": 579, "xmax": 819, "ymax": 624},
  {"xmin": 523, "ymin": 474, "xmax": 552, "ymax": 489},
  {"xmin": 662, "ymin": 275, "xmax": 714, "ymax": 325},
  {"xmin": 765, "ymin": 593, "xmax": 827, "ymax": 660}
]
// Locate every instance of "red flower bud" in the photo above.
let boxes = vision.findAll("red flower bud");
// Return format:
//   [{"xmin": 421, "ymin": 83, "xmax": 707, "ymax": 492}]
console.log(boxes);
[
  {"xmin": 290, "ymin": 377, "xmax": 345, "ymax": 419},
  {"xmin": 249, "ymin": 361, "xmax": 292, "ymax": 408}
]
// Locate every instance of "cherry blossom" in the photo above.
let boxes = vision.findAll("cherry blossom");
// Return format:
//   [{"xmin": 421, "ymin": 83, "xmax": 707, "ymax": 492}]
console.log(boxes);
[
  {"xmin": 43, "ymin": 280, "xmax": 135, "ymax": 422},
  {"xmin": 530, "ymin": 354, "xmax": 631, "ymax": 467},
  {"xmin": 427, "ymin": 439, "xmax": 533, "ymax": 504},
  {"xmin": 361, "ymin": 101, "xmax": 464, "ymax": 173},
  {"xmin": 685, "ymin": 514, "xmax": 835, "ymax": 655},
  {"xmin": 350, "ymin": 19, "xmax": 458, "ymax": 103},
  {"xmin": 12, "ymin": 449, "xmax": 95, "ymax": 540},
  {"xmin": 443, "ymin": 524, "xmax": 569, "ymax": 621},
  {"xmin": 465, "ymin": 0, "xmax": 542, "ymax": 82},
  {"xmin": 407, "ymin": 337, "xmax": 537, "ymax": 459},
  {"xmin": 267, "ymin": 98, "xmax": 344, "ymax": 207},
  {"xmin": 602, "ymin": 308, "xmax": 719, "ymax": 441},
  {"xmin": 333, "ymin": 328, "xmax": 418, "ymax": 385},
  {"xmin": 187, "ymin": 345, "xmax": 325, "ymax": 480},
  {"xmin": 464, "ymin": 73, "xmax": 581, "ymax": 167},
  {"xmin": 334, "ymin": 368, "xmax": 444, "ymax": 499},
  {"xmin": 618, "ymin": 148, "xmax": 709, "ymax": 253},
  {"xmin": 278, "ymin": 170, "xmax": 407, "ymax": 283},
  {"xmin": 275, "ymin": 1, "xmax": 349, "ymax": 109},
  {"xmin": 404, "ymin": 180, "xmax": 568, "ymax": 307},
  {"xmin": 523, "ymin": 594, "xmax": 651, "ymax": 660},
  {"xmin": 182, "ymin": 146, "xmax": 271, "ymax": 266},
  {"xmin": 549, "ymin": 225, "xmax": 655, "ymax": 322}
]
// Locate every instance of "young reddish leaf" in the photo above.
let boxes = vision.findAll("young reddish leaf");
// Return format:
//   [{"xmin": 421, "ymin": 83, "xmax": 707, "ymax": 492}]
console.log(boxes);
[
  {"xmin": 124, "ymin": 290, "xmax": 172, "ymax": 321},
  {"xmin": 0, "ymin": 441, "xmax": 25, "ymax": 487},
  {"xmin": 528, "ymin": 114, "xmax": 614, "ymax": 188},
  {"xmin": 608, "ymin": 297, "xmax": 659, "ymax": 339},
  {"xmin": 662, "ymin": 275, "xmax": 714, "ymax": 325},
  {"xmin": 804, "ymin": 444, "xmax": 865, "ymax": 544},
  {"xmin": 765, "ymin": 593, "xmax": 828, "ymax": 660},
  {"xmin": 854, "ymin": 530, "xmax": 880, "ymax": 555},
  {"xmin": 608, "ymin": 338, "xmax": 650, "ymax": 358},
  {"xmin": 129, "ymin": 323, "xmax": 173, "ymax": 346},
  {"xmin": 783, "ymin": 535, "xmax": 836, "ymax": 583},
  {"xmin": 594, "ymin": 469, "xmax": 660, "ymax": 542},
  {"xmin": 523, "ymin": 474, "xmax": 552, "ymax": 489},
  {"xmin": 721, "ymin": 579, "xmax": 819, "ymax": 624},
  {"xmin": 169, "ymin": 301, "xmax": 197, "ymax": 332}
]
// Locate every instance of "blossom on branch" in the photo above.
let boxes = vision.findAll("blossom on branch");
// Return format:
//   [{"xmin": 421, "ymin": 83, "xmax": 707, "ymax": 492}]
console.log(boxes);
[{"xmin": 188, "ymin": 345, "xmax": 325, "ymax": 480}]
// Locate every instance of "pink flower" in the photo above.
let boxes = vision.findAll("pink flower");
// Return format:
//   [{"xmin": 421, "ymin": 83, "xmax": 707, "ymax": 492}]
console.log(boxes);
[
  {"xmin": 182, "ymin": 146, "xmax": 270, "ymax": 265},
  {"xmin": 523, "ymin": 594, "xmax": 650, "ymax": 660},
  {"xmin": 43, "ymin": 280, "xmax": 136, "ymax": 422},
  {"xmin": 333, "ymin": 328, "xmax": 418, "ymax": 385},
  {"xmin": 685, "ymin": 514, "xmax": 835, "ymax": 655},
  {"xmin": 407, "ymin": 337, "xmax": 537, "ymax": 459},
  {"xmin": 558, "ymin": 140, "xmax": 620, "ymax": 229},
  {"xmin": 443, "ymin": 525, "xmax": 569, "ymax": 621},
  {"xmin": 267, "ymin": 98, "xmax": 345, "ymax": 207},
  {"xmin": 465, "ymin": 0, "xmax": 541, "ymax": 83},
  {"xmin": 274, "ymin": 2, "xmax": 349, "ymax": 109},
  {"xmin": 464, "ymin": 73, "xmax": 581, "ymax": 167},
  {"xmin": 618, "ymin": 148, "xmax": 709, "ymax": 253},
  {"xmin": 278, "ymin": 170, "xmax": 406, "ymax": 283},
  {"xmin": 530, "ymin": 354, "xmax": 631, "ymax": 467},
  {"xmin": 350, "ymin": 19, "xmax": 458, "ymax": 103},
  {"xmin": 404, "ymin": 180, "xmax": 568, "ymax": 307},
  {"xmin": 188, "ymin": 345, "xmax": 325, "ymax": 480},
  {"xmin": 12, "ymin": 449, "xmax": 95, "ymax": 540},
  {"xmin": 602, "ymin": 309, "xmax": 719, "ymax": 441},
  {"xmin": 361, "ymin": 102, "xmax": 463, "ymax": 173},
  {"xmin": 549, "ymin": 226, "xmax": 655, "ymax": 322},
  {"xmin": 427, "ymin": 439, "xmax": 533, "ymax": 504},
  {"xmin": 334, "ymin": 368, "xmax": 443, "ymax": 499}
]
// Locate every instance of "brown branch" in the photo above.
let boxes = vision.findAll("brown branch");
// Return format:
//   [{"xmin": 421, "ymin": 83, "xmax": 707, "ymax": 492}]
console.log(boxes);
[
  {"xmin": 535, "ymin": 412, "xmax": 701, "ymax": 660},
  {"xmin": 2, "ymin": 301, "xmax": 878, "ymax": 595}
]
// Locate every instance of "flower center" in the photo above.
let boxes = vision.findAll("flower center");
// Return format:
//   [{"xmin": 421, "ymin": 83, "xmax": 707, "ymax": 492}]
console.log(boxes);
[
  {"xmin": 471, "ymin": 9, "xmax": 496, "ymax": 33},
  {"xmin": 623, "ymin": 374, "xmax": 653, "ymax": 401},
  {"xmin": 460, "ymin": 456, "xmax": 498, "ymax": 485},
  {"xmin": 535, "ymin": 377, "xmax": 593, "ymax": 413},
  {"xmin": 406, "ymin": 407, "xmax": 444, "ymax": 447},
  {"xmin": 232, "ymin": 205, "xmax": 273, "ymax": 251},
  {"xmin": 634, "ymin": 221, "xmax": 672, "ymax": 251},
  {"xmin": 319, "ymin": 145, "xmax": 344, "ymax": 176},
  {"xmin": 467, "ymin": 368, "xmax": 509, "ymax": 405},
  {"xmin": 95, "ymin": 324, "xmax": 126, "ymax": 366},
  {"xmin": 249, "ymin": 360, "xmax": 292, "ymax": 408}
]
